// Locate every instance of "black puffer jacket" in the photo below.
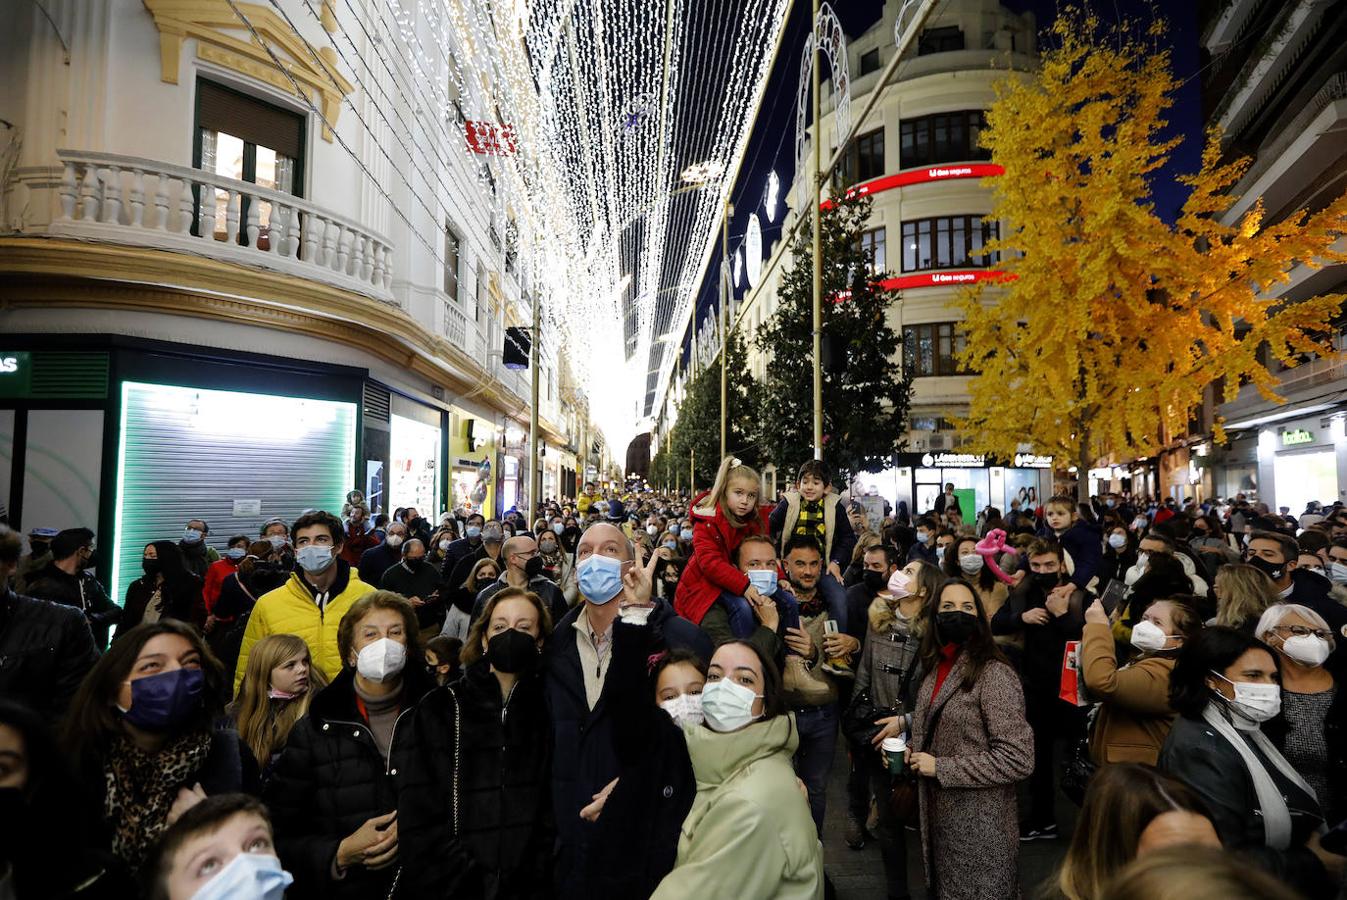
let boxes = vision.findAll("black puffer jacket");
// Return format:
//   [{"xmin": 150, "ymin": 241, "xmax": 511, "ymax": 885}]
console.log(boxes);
[
  {"xmin": 394, "ymin": 661, "xmax": 552, "ymax": 899},
  {"xmin": 0, "ymin": 588, "xmax": 98, "ymax": 719},
  {"xmin": 266, "ymin": 664, "xmax": 436, "ymax": 900}
]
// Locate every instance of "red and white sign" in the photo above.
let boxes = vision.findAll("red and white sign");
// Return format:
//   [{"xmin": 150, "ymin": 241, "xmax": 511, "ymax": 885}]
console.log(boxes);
[
  {"xmin": 831, "ymin": 269, "xmax": 1013, "ymax": 302},
  {"xmin": 821, "ymin": 163, "xmax": 1003, "ymax": 209},
  {"xmin": 466, "ymin": 121, "xmax": 518, "ymax": 156}
]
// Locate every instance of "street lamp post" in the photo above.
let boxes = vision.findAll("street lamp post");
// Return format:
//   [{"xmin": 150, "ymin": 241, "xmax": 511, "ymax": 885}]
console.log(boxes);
[
  {"xmin": 720, "ymin": 198, "xmax": 730, "ymax": 461},
  {"xmin": 810, "ymin": 0, "xmax": 824, "ymax": 462}
]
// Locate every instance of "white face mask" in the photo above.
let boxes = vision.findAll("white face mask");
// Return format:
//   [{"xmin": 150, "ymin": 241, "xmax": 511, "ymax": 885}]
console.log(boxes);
[
  {"xmin": 1107, "ymin": 533, "xmax": 1127, "ymax": 550},
  {"xmin": 355, "ymin": 637, "xmax": 407, "ymax": 683},
  {"xmin": 386, "ymin": 534, "xmax": 404, "ymax": 548},
  {"xmin": 1331, "ymin": 561, "xmax": 1347, "ymax": 585},
  {"xmin": 957, "ymin": 554, "xmax": 983, "ymax": 575},
  {"xmin": 1211, "ymin": 672, "xmax": 1280, "ymax": 728},
  {"xmin": 439, "ymin": 539, "xmax": 451, "ymax": 551},
  {"xmin": 700, "ymin": 678, "xmax": 763, "ymax": 732},
  {"xmin": 1129, "ymin": 619, "xmax": 1172, "ymax": 653},
  {"xmin": 1280, "ymin": 634, "xmax": 1332, "ymax": 668},
  {"xmin": 660, "ymin": 692, "xmax": 705, "ymax": 727}
]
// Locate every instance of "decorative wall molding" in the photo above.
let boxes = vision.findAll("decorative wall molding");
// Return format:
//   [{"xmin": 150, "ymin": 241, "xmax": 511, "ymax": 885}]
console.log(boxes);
[
  {"xmin": 142, "ymin": 0, "xmax": 352, "ymax": 141},
  {"xmin": 0, "ymin": 237, "xmax": 569, "ymax": 444}
]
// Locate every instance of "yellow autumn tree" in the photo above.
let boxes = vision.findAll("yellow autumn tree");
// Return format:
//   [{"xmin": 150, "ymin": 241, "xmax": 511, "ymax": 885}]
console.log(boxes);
[{"xmin": 955, "ymin": 8, "xmax": 1347, "ymax": 498}]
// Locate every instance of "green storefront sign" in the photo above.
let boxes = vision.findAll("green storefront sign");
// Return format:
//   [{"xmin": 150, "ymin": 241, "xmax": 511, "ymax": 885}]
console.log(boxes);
[{"xmin": 0, "ymin": 352, "xmax": 32, "ymax": 398}]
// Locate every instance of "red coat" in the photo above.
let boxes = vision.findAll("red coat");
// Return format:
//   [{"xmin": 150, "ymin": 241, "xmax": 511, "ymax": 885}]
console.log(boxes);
[
  {"xmin": 339, "ymin": 524, "xmax": 380, "ymax": 566},
  {"xmin": 203, "ymin": 558, "xmax": 238, "ymax": 616},
  {"xmin": 674, "ymin": 491, "xmax": 765, "ymax": 626}
]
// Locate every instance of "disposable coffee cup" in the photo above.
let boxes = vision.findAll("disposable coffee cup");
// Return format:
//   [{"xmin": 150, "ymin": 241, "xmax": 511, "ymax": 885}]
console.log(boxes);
[{"xmin": 881, "ymin": 736, "xmax": 907, "ymax": 774}]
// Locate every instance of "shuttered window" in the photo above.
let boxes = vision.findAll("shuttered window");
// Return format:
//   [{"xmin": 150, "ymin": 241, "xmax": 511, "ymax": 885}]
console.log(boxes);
[{"xmin": 111, "ymin": 381, "xmax": 356, "ymax": 608}]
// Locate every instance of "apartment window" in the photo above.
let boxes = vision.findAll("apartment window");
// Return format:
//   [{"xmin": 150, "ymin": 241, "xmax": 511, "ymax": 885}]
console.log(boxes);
[
  {"xmin": 859, "ymin": 227, "xmax": 887, "ymax": 274},
  {"xmin": 859, "ymin": 48, "xmax": 881, "ymax": 76},
  {"xmin": 444, "ymin": 222, "xmax": 462, "ymax": 301},
  {"xmin": 476, "ymin": 262, "xmax": 488, "ymax": 323},
  {"xmin": 899, "ymin": 110, "xmax": 989, "ymax": 167},
  {"xmin": 901, "ymin": 215, "xmax": 998, "ymax": 271},
  {"xmin": 918, "ymin": 26, "xmax": 965, "ymax": 55},
  {"xmin": 842, "ymin": 128, "xmax": 885, "ymax": 185},
  {"xmin": 194, "ymin": 79, "xmax": 305, "ymax": 246},
  {"xmin": 903, "ymin": 323, "xmax": 970, "ymax": 376}
]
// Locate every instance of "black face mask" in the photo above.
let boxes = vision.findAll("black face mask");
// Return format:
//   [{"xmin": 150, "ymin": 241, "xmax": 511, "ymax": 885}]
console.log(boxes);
[
  {"xmin": 862, "ymin": 570, "xmax": 887, "ymax": 594},
  {"xmin": 29, "ymin": 542, "xmax": 49, "ymax": 558},
  {"xmin": 936, "ymin": 610, "xmax": 978, "ymax": 645},
  {"xmin": 141, "ymin": 558, "xmax": 160, "ymax": 577},
  {"xmin": 1031, "ymin": 572, "xmax": 1061, "ymax": 593},
  {"xmin": 405, "ymin": 557, "xmax": 427, "ymax": 570},
  {"xmin": 524, "ymin": 555, "xmax": 545, "ymax": 579},
  {"xmin": 1246, "ymin": 555, "xmax": 1285, "ymax": 582},
  {"xmin": 486, "ymin": 628, "xmax": 539, "ymax": 674}
]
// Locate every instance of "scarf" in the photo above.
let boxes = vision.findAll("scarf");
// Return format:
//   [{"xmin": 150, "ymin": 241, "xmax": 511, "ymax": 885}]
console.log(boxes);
[
  {"xmin": 795, "ymin": 499, "xmax": 826, "ymax": 542},
  {"xmin": 797, "ymin": 591, "xmax": 826, "ymax": 619},
  {"xmin": 1200, "ymin": 701, "xmax": 1318, "ymax": 849},
  {"xmin": 103, "ymin": 730, "xmax": 213, "ymax": 870}
]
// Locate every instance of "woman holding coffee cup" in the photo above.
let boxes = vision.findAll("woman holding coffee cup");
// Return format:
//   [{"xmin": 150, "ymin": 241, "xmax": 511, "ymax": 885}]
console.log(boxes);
[{"xmin": 909, "ymin": 578, "xmax": 1034, "ymax": 899}]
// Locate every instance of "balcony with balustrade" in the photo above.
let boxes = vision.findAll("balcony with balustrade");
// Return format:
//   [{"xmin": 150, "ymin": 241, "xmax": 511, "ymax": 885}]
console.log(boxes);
[{"xmin": 45, "ymin": 149, "xmax": 393, "ymax": 302}]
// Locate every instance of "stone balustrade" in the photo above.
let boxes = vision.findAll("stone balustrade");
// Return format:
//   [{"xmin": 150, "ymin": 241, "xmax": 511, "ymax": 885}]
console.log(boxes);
[{"xmin": 52, "ymin": 149, "xmax": 393, "ymax": 301}]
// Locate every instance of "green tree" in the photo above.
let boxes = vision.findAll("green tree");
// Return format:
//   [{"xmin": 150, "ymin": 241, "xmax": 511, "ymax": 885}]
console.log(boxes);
[
  {"xmin": 754, "ymin": 192, "xmax": 912, "ymax": 483},
  {"xmin": 664, "ymin": 330, "xmax": 759, "ymax": 490}
]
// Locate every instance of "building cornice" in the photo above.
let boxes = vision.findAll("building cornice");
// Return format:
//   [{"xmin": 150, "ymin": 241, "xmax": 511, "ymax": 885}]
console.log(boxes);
[{"xmin": 0, "ymin": 237, "xmax": 568, "ymax": 445}]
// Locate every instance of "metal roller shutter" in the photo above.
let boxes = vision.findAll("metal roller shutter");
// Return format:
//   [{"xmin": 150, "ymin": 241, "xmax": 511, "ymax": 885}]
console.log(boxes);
[{"xmin": 111, "ymin": 381, "xmax": 358, "ymax": 606}]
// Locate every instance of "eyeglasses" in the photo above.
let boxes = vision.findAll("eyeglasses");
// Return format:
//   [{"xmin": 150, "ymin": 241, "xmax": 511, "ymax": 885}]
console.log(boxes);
[{"xmin": 1274, "ymin": 624, "xmax": 1333, "ymax": 641}]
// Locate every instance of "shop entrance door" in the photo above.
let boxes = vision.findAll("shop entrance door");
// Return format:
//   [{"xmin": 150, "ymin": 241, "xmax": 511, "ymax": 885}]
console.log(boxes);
[{"xmin": 1274, "ymin": 450, "xmax": 1337, "ymax": 516}]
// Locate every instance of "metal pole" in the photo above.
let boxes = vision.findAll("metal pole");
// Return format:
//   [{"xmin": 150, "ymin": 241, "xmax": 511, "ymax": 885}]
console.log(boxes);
[
  {"xmin": 720, "ymin": 198, "xmax": 730, "ymax": 460},
  {"xmin": 690, "ymin": 446, "xmax": 695, "ymax": 497},
  {"xmin": 528, "ymin": 292, "xmax": 540, "ymax": 522},
  {"xmin": 810, "ymin": 0, "xmax": 823, "ymax": 461}
]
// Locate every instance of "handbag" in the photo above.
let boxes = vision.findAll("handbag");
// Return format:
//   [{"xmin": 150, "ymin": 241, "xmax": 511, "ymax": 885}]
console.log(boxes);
[
  {"xmin": 842, "ymin": 688, "xmax": 900, "ymax": 748},
  {"xmin": 1060, "ymin": 734, "xmax": 1097, "ymax": 806}
]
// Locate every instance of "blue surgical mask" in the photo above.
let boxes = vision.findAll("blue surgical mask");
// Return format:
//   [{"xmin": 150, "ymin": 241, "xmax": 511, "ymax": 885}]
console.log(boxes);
[
  {"xmin": 746, "ymin": 569, "xmax": 778, "ymax": 596},
  {"xmin": 577, "ymin": 554, "xmax": 624, "ymax": 604},
  {"xmin": 466, "ymin": 525, "xmax": 482, "ymax": 539},
  {"xmin": 680, "ymin": 528, "xmax": 694, "ymax": 541},
  {"xmin": 118, "ymin": 667, "xmax": 205, "ymax": 732},
  {"xmin": 295, "ymin": 545, "xmax": 335, "ymax": 574},
  {"xmin": 225, "ymin": 547, "xmax": 247, "ymax": 560},
  {"xmin": 662, "ymin": 540, "xmax": 678, "ymax": 551},
  {"xmin": 183, "ymin": 528, "xmax": 203, "ymax": 544},
  {"xmin": 916, "ymin": 531, "xmax": 930, "ymax": 544},
  {"xmin": 552, "ymin": 522, "xmax": 565, "ymax": 535},
  {"xmin": 190, "ymin": 851, "xmax": 293, "ymax": 900}
]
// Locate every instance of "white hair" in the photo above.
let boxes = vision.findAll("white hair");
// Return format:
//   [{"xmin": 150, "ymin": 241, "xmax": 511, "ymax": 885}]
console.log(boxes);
[{"xmin": 1254, "ymin": 603, "xmax": 1334, "ymax": 650}]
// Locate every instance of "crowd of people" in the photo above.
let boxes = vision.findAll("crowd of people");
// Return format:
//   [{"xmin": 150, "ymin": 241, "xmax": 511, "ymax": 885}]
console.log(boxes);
[{"xmin": 2, "ymin": 467, "xmax": 1347, "ymax": 899}]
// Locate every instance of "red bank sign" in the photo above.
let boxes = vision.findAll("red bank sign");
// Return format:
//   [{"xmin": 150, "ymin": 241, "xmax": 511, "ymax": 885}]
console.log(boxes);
[
  {"xmin": 821, "ymin": 163, "xmax": 1004, "ymax": 209},
  {"xmin": 831, "ymin": 269, "xmax": 1013, "ymax": 301}
]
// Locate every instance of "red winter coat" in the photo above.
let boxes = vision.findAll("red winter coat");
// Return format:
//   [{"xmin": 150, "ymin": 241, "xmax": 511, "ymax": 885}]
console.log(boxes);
[{"xmin": 674, "ymin": 491, "xmax": 765, "ymax": 626}]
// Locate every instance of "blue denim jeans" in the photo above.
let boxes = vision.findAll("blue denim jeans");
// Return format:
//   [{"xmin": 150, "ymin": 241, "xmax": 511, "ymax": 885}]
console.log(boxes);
[
  {"xmin": 719, "ymin": 590, "xmax": 801, "ymax": 640},
  {"xmin": 792, "ymin": 703, "xmax": 839, "ymax": 836}
]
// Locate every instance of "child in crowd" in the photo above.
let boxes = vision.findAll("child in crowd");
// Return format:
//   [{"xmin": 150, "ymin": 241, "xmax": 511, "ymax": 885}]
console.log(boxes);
[
  {"xmin": 424, "ymin": 635, "xmax": 462, "ymax": 686},
  {"xmin": 1043, "ymin": 494, "xmax": 1103, "ymax": 596},
  {"xmin": 674, "ymin": 457, "xmax": 767, "ymax": 626},
  {"xmin": 769, "ymin": 460, "xmax": 856, "ymax": 585},
  {"xmin": 144, "ymin": 794, "xmax": 292, "ymax": 900}
]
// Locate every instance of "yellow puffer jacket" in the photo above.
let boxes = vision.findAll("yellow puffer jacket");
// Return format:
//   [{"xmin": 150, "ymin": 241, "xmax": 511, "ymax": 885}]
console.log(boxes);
[{"xmin": 232, "ymin": 565, "xmax": 372, "ymax": 694}]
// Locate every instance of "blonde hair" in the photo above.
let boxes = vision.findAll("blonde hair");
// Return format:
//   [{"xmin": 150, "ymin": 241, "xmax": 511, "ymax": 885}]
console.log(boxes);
[
  {"xmin": 705, "ymin": 456, "xmax": 761, "ymax": 528},
  {"xmin": 233, "ymin": 634, "xmax": 329, "ymax": 766},
  {"xmin": 851, "ymin": 531, "xmax": 881, "ymax": 563},
  {"xmin": 1214, "ymin": 563, "xmax": 1278, "ymax": 629},
  {"xmin": 1099, "ymin": 845, "xmax": 1300, "ymax": 900}
]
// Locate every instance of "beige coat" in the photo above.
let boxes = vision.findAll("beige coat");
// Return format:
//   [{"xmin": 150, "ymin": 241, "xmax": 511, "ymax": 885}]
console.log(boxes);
[{"xmin": 1080, "ymin": 621, "xmax": 1177, "ymax": 765}]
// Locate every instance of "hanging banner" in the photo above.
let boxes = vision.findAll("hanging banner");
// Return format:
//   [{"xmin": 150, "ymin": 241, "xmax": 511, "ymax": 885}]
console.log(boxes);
[{"xmin": 466, "ymin": 121, "xmax": 518, "ymax": 156}]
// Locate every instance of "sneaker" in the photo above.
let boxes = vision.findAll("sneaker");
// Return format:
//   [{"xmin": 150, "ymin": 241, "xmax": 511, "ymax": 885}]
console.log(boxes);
[
  {"xmin": 844, "ymin": 815, "xmax": 867, "ymax": 850},
  {"xmin": 1019, "ymin": 823, "xmax": 1058, "ymax": 842},
  {"xmin": 821, "ymin": 660, "xmax": 855, "ymax": 679}
]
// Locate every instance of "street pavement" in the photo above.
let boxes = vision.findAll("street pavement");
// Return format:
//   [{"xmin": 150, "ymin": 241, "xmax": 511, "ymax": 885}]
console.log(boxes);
[{"xmin": 822, "ymin": 737, "xmax": 1075, "ymax": 899}]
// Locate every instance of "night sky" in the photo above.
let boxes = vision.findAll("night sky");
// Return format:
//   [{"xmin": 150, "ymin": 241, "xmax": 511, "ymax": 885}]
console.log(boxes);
[{"xmin": 682, "ymin": 0, "xmax": 1205, "ymax": 364}]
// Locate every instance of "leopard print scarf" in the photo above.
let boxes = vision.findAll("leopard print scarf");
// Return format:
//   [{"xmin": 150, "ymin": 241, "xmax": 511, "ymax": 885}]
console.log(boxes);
[{"xmin": 103, "ymin": 730, "xmax": 212, "ymax": 871}]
